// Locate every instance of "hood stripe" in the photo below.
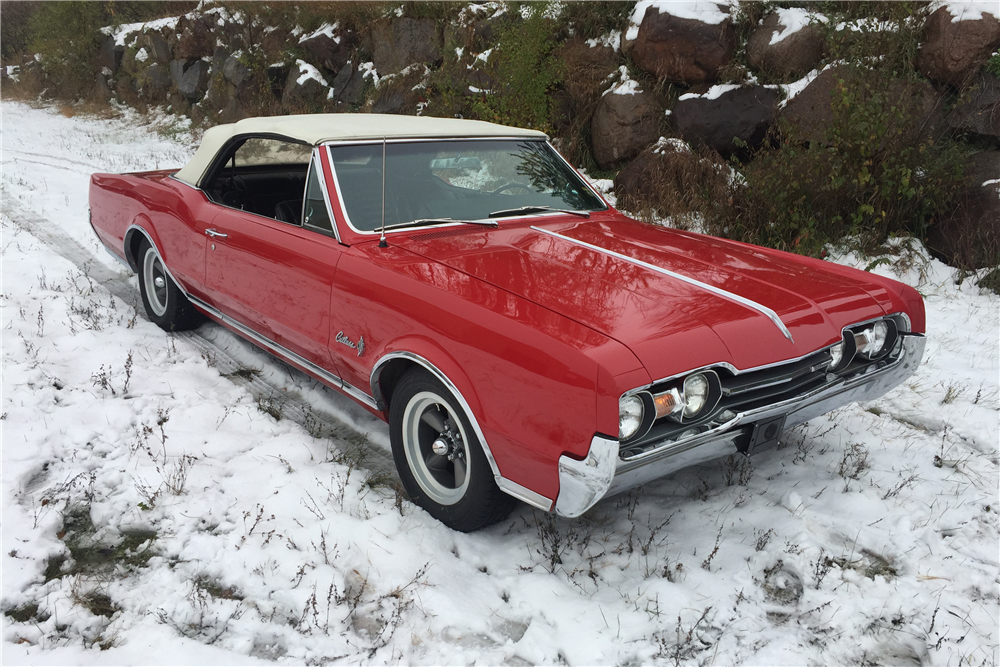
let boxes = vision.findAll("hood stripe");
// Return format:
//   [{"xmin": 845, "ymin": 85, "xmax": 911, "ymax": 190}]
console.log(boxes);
[{"xmin": 531, "ymin": 226, "xmax": 794, "ymax": 343}]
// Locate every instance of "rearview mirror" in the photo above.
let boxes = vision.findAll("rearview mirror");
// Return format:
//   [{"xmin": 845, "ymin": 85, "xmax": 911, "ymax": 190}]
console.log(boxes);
[{"xmin": 429, "ymin": 157, "xmax": 482, "ymax": 170}]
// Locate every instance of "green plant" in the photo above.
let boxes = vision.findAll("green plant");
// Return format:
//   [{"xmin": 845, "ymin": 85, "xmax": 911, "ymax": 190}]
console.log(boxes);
[
  {"xmin": 718, "ymin": 5, "xmax": 965, "ymax": 256},
  {"xmin": 986, "ymin": 52, "xmax": 1000, "ymax": 78},
  {"xmin": 471, "ymin": 3, "xmax": 563, "ymax": 132}
]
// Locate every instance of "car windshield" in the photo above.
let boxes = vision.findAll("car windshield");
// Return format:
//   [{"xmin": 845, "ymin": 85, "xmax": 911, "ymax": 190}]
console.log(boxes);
[{"xmin": 327, "ymin": 139, "xmax": 606, "ymax": 232}]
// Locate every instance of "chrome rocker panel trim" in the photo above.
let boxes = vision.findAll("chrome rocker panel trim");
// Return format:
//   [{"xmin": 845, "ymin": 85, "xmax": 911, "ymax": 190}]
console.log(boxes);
[
  {"xmin": 554, "ymin": 334, "xmax": 925, "ymax": 517},
  {"xmin": 371, "ymin": 352, "xmax": 555, "ymax": 512}
]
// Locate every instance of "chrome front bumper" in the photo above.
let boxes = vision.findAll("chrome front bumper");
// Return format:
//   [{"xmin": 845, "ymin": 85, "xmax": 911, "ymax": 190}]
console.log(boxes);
[{"xmin": 554, "ymin": 334, "xmax": 926, "ymax": 517}]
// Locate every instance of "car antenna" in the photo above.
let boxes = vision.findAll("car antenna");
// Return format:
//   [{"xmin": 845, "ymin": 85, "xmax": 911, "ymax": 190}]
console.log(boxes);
[{"xmin": 378, "ymin": 137, "xmax": 388, "ymax": 248}]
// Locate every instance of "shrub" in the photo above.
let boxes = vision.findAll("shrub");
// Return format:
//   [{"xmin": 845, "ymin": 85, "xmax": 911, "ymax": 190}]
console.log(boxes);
[
  {"xmin": 714, "ymin": 4, "xmax": 966, "ymax": 256},
  {"xmin": 470, "ymin": 3, "xmax": 563, "ymax": 132}
]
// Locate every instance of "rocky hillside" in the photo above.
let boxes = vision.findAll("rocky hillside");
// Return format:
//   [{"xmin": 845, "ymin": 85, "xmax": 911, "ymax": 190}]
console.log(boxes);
[{"xmin": 3, "ymin": 1, "xmax": 998, "ymax": 276}]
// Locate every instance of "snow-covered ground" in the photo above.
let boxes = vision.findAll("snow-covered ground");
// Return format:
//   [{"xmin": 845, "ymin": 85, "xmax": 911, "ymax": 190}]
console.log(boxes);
[{"xmin": 2, "ymin": 101, "xmax": 998, "ymax": 665}]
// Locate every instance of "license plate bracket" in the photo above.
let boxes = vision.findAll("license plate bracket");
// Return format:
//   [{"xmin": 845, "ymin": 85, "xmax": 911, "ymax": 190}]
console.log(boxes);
[{"xmin": 746, "ymin": 415, "xmax": 785, "ymax": 454}]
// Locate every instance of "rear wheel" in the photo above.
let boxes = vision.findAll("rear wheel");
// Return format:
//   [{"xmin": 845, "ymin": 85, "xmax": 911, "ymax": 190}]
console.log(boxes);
[
  {"xmin": 137, "ymin": 238, "xmax": 202, "ymax": 331},
  {"xmin": 389, "ymin": 370, "xmax": 516, "ymax": 532}
]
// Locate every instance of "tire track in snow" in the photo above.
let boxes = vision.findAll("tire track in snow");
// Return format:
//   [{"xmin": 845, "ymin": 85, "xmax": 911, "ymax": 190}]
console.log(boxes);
[{"xmin": 4, "ymin": 197, "xmax": 399, "ymax": 482}]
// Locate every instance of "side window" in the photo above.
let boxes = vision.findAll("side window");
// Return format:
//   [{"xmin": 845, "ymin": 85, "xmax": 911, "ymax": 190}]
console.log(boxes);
[{"xmin": 302, "ymin": 155, "xmax": 334, "ymax": 233}]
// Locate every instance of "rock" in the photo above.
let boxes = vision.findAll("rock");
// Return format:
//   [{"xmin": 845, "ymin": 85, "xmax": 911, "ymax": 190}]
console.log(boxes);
[
  {"xmin": 299, "ymin": 27, "xmax": 356, "ymax": 74},
  {"xmin": 174, "ymin": 16, "xmax": 214, "ymax": 60},
  {"xmin": 95, "ymin": 71, "xmax": 113, "ymax": 101},
  {"xmin": 371, "ymin": 18, "xmax": 441, "ymax": 75},
  {"xmin": 631, "ymin": 4, "xmax": 735, "ymax": 84},
  {"xmin": 948, "ymin": 72, "xmax": 1000, "ymax": 139},
  {"xmin": 330, "ymin": 62, "xmax": 366, "ymax": 106},
  {"xmin": 783, "ymin": 68, "xmax": 946, "ymax": 145},
  {"xmin": 178, "ymin": 59, "xmax": 210, "ymax": 101},
  {"xmin": 223, "ymin": 55, "xmax": 249, "ymax": 87},
  {"xmin": 370, "ymin": 65, "xmax": 428, "ymax": 115},
  {"xmin": 613, "ymin": 139, "xmax": 730, "ymax": 217},
  {"xmin": 98, "ymin": 35, "xmax": 118, "ymax": 73},
  {"xmin": 591, "ymin": 89, "xmax": 662, "ymax": 168},
  {"xmin": 557, "ymin": 37, "xmax": 619, "ymax": 108},
  {"xmin": 260, "ymin": 27, "xmax": 292, "ymax": 61},
  {"xmin": 674, "ymin": 85, "xmax": 779, "ymax": 158},
  {"xmin": 917, "ymin": 6, "xmax": 1000, "ymax": 88},
  {"xmin": 169, "ymin": 59, "xmax": 187, "ymax": 89},
  {"xmin": 139, "ymin": 31, "xmax": 172, "ymax": 63},
  {"xmin": 282, "ymin": 60, "xmax": 330, "ymax": 110},
  {"xmin": 218, "ymin": 97, "xmax": 247, "ymax": 124},
  {"xmin": 204, "ymin": 73, "xmax": 233, "ymax": 110},
  {"xmin": 746, "ymin": 11, "xmax": 825, "ymax": 80},
  {"xmin": 926, "ymin": 151, "xmax": 1000, "ymax": 269},
  {"xmin": 140, "ymin": 62, "xmax": 172, "ymax": 101}
]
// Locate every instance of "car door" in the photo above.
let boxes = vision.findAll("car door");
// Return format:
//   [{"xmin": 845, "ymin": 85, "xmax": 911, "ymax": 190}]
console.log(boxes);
[{"xmin": 203, "ymin": 150, "xmax": 343, "ymax": 372}]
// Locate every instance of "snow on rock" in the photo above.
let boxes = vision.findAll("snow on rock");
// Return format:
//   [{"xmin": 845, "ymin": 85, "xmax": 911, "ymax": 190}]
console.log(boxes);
[
  {"xmin": 769, "ymin": 7, "xmax": 828, "ymax": 45},
  {"xmin": 299, "ymin": 22, "xmax": 341, "ymax": 44},
  {"xmin": 1, "ymin": 102, "xmax": 998, "ymax": 667},
  {"xmin": 626, "ymin": 0, "xmax": 734, "ymax": 41},
  {"xmin": 678, "ymin": 82, "xmax": 741, "ymax": 101},
  {"xmin": 931, "ymin": 0, "xmax": 999, "ymax": 21},
  {"xmin": 586, "ymin": 30, "xmax": 622, "ymax": 51},
  {"xmin": 294, "ymin": 59, "xmax": 328, "ymax": 87},
  {"xmin": 779, "ymin": 67, "xmax": 823, "ymax": 106}
]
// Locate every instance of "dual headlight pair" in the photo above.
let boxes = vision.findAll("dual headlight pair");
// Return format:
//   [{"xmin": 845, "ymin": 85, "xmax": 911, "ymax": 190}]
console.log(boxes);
[
  {"xmin": 619, "ymin": 371, "xmax": 721, "ymax": 441},
  {"xmin": 828, "ymin": 318, "xmax": 898, "ymax": 372}
]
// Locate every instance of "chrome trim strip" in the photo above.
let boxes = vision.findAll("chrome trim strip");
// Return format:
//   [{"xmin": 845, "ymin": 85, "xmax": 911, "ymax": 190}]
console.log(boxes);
[
  {"xmin": 370, "ymin": 351, "xmax": 554, "ymax": 511},
  {"xmin": 309, "ymin": 148, "xmax": 343, "ymax": 243},
  {"xmin": 320, "ymin": 136, "xmax": 545, "ymax": 147},
  {"xmin": 104, "ymin": 245, "xmax": 131, "ymax": 268},
  {"xmin": 187, "ymin": 293, "xmax": 379, "ymax": 411},
  {"xmin": 531, "ymin": 226, "xmax": 795, "ymax": 343}
]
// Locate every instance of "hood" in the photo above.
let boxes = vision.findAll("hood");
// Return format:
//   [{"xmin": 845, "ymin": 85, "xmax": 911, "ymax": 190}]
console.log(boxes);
[{"xmin": 399, "ymin": 214, "xmax": 893, "ymax": 380}]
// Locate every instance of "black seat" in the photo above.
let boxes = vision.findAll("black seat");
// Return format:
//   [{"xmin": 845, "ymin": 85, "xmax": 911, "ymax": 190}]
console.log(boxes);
[{"xmin": 274, "ymin": 200, "xmax": 302, "ymax": 225}]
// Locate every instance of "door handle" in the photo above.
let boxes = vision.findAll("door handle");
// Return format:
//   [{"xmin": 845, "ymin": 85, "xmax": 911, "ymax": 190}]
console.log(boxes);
[{"xmin": 205, "ymin": 228, "xmax": 228, "ymax": 238}]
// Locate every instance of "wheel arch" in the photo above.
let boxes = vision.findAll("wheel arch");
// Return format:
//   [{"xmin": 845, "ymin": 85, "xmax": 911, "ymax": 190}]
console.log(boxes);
[
  {"xmin": 124, "ymin": 221, "xmax": 188, "ymax": 297},
  {"xmin": 370, "ymin": 347, "xmax": 553, "ymax": 512}
]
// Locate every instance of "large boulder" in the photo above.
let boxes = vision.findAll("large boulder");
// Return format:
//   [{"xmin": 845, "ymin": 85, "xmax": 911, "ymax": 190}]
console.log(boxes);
[
  {"xmin": 590, "ymin": 88, "xmax": 662, "ymax": 167},
  {"xmin": 783, "ymin": 68, "xmax": 946, "ymax": 145},
  {"xmin": 178, "ymin": 59, "xmax": 210, "ymax": 102},
  {"xmin": 138, "ymin": 62, "xmax": 172, "ymax": 101},
  {"xmin": 948, "ymin": 72, "xmax": 1000, "ymax": 139},
  {"xmin": 746, "ymin": 9, "xmax": 825, "ymax": 81},
  {"xmin": 139, "ymin": 31, "xmax": 172, "ymax": 64},
  {"xmin": 557, "ymin": 37, "xmax": 619, "ymax": 108},
  {"xmin": 329, "ymin": 62, "xmax": 367, "ymax": 106},
  {"xmin": 282, "ymin": 60, "xmax": 330, "ymax": 110},
  {"xmin": 917, "ymin": 6, "xmax": 1000, "ymax": 88},
  {"xmin": 371, "ymin": 18, "xmax": 441, "ymax": 75},
  {"xmin": 299, "ymin": 26, "xmax": 356, "ymax": 75},
  {"xmin": 926, "ymin": 151, "xmax": 1000, "ymax": 269},
  {"xmin": 673, "ymin": 84, "xmax": 779, "ymax": 158},
  {"xmin": 223, "ymin": 55, "xmax": 250, "ymax": 88},
  {"xmin": 631, "ymin": 3, "xmax": 735, "ymax": 84},
  {"xmin": 613, "ymin": 138, "xmax": 731, "ymax": 218},
  {"xmin": 174, "ymin": 15, "xmax": 214, "ymax": 60}
]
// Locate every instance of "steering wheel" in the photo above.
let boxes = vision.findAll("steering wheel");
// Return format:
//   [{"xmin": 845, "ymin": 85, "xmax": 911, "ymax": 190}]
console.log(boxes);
[
  {"xmin": 491, "ymin": 183, "xmax": 533, "ymax": 195},
  {"xmin": 221, "ymin": 176, "xmax": 250, "ymax": 209}
]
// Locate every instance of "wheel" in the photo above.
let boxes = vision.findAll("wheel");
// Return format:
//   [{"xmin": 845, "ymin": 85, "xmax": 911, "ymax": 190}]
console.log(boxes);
[
  {"xmin": 137, "ymin": 238, "xmax": 203, "ymax": 332},
  {"xmin": 389, "ymin": 370, "xmax": 516, "ymax": 532}
]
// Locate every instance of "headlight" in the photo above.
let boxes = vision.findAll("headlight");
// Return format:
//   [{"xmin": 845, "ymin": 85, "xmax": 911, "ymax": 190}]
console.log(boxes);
[
  {"xmin": 619, "ymin": 395, "xmax": 644, "ymax": 440},
  {"xmin": 682, "ymin": 373, "xmax": 710, "ymax": 418},
  {"xmin": 856, "ymin": 320, "xmax": 889, "ymax": 358},
  {"xmin": 829, "ymin": 341, "xmax": 843, "ymax": 368}
]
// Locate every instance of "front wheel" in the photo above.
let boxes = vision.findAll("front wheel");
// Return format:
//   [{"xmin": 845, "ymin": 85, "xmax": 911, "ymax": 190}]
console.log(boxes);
[
  {"xmin": 137, "ymin": 238, "xmax": 203, "ymax": 331},
  {"xmin": 389, "ymin": 370, "xmax": 516, "ymax": 532}
]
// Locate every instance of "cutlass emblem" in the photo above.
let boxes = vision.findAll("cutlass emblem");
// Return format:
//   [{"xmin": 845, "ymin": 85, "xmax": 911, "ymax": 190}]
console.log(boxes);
[{"xmin": 336, "ymin": 331, "xmax": 365, "ymax": 357}]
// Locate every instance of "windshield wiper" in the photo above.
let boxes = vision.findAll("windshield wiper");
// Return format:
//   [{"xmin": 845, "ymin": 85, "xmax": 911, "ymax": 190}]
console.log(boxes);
[
  {"xmin": 381, "ymin": 217, "xmax": 499, "ymax": 231},
  {"xmin": 488, "ymin": 205, "xmax": 591, "ymax": 219}
]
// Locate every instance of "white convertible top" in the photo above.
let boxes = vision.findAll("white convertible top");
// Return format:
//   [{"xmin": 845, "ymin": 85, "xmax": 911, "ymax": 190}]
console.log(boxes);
[{"xmin": 173, "ymin": 113, "xmax": 548, "ymax": 186}]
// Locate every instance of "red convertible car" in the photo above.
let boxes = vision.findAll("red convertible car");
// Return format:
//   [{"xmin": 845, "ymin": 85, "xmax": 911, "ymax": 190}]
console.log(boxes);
[{"xmin": 89, "ymin": 114, "xmax": 926, "ymax": 531}]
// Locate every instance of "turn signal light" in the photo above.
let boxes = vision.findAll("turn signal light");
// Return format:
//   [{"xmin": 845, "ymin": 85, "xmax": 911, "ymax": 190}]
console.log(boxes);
[{"xmin": 653, "ymin": 388, "xmax": 683, "ymax": 419}]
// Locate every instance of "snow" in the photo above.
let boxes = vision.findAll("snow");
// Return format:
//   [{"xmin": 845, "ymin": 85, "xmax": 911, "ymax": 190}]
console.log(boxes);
[
  {"xmin": 134, "ymin": 48, "xmax": 149, "ymax": 64},
  {"xmin": 2, "ymin": 101, "xmax": 999, "ymax": 666},
  {"xmin": 653, "ymin": 137, "xmax": 692, "ymax": 154},
  {"xmin": 678, "ymin": 83, "xmax": 741, "ymax": 101},
  {"xmin": 585, "ymin": 30, "xmax": 621, "ymax": 51},
  {"xmin": 931, "ymin": 0, "xmax": 999, "ymax": 21},
  {"xmin": 769, "ymin": 7, "xmax": 828, "ymax": 45},
  {"xmin": 779, "ymin": 68, "xmax": 824, "ymax": 107},
  {"xmin": 603, "ymin": 66, "xmax": 642, "ymax": 97},
  {"xmin": 357, "ymin": 62, "xmax": 379, "ymax": 86},
  {"xmin": 294, "ymin": 59, "xmax": 328, "ymax": 88},
  {"xmin": 626, "ymin": 1, "xmax": 733, "ymax": 41},
  {"xmin": 102, "ymin": 16, "xmax": 181, "ymax": 47},
  {"xmin": 298, "ymin": 22, "xmax": 341, "ymax": 45}
]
